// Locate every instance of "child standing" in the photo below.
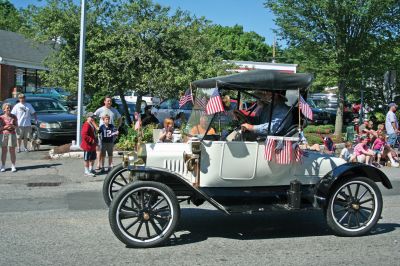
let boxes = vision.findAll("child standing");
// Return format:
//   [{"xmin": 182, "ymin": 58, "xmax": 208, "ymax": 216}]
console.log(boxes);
[
  {"xmin": 98, "ymin": 114, "xmax": 118, "ymax": 172},
  {"xmin": 372, "ymin": 133, "xmax": 386, "ymax": 167},
  {"xmin": 81, "ymin": 112, "xmax": 98, "ymax": 176}
]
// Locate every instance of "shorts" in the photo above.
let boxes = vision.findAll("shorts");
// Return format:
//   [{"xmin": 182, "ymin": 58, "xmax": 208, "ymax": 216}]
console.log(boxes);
[
  {"xmin": 374, "ymin": 149, "xmax": 381, "ymax": 155},
  {"xmin": 100, "ymin": 142, "xmax": 114, "ymax": 157},
  {"xmin": 1, "ymin": 134, "xmax": 17, "ymax": 147},
  {"xmin": 387, "ymin": 133, "xmax": 398, "ymax": 146},
  {"xmin": 83, "ymin": 151, "xmax": 97, "ymax": 161},
  {"xmin": 16, "ymin": 126, "xmax": 32, "ymax": 139}
]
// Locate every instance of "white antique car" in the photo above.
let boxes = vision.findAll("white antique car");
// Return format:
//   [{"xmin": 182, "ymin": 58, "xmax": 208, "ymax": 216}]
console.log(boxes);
[{"xmin": 107, "ymin": 70, "xmax": 392, "ymax": 248}]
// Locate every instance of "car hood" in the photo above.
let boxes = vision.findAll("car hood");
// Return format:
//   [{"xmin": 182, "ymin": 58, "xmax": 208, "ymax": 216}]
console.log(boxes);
[{"xmin": 36, "ymin": 112, "xmax": 77, "ymax": 122}]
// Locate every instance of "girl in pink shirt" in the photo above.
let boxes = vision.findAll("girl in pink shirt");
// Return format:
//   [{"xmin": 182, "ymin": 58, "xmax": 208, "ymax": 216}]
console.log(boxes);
[{"xmin": 372, "ymin": 134, "xmax": 386, "ymax": 167}]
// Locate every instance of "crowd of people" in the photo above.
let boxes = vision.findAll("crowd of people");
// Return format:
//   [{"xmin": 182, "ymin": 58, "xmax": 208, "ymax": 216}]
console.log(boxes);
[{"xmin": 339, "ymin": 102, "xmax": 400, "ymax": 168}]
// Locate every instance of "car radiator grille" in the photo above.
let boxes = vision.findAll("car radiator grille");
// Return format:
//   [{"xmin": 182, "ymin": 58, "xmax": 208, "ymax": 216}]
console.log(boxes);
[
  {"xmin": 163, "ymin": 159, "xmax": 187, "ymax": 175},
  {"xmin": 60, "ymin": 121, "xmax": 77, "ymax": 129}
]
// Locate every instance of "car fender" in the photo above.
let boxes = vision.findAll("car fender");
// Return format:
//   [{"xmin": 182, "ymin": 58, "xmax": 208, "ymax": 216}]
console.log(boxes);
[
  {"xmin": 314, "ymin": 162, "xmax": 392, "ymax": 208},
  {"xmin": 127, "ymin": 165, "xmax": 230, "ymax": 214}
]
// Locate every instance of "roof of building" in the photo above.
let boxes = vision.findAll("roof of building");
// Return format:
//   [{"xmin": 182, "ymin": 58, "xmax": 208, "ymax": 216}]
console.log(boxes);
[{"xmin": 0, "ymin": 30, "xmax": 53, "ymax": 70}]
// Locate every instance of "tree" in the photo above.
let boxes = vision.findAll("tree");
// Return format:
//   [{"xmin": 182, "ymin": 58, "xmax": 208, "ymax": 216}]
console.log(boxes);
[
  {"xmin": 205, "ymin": 24, "xmax": 272, "ymax": 61},
  {"xmin": 0, "ymin": 0, "xmax": 25, "ymax": 32},
  {"xmin": 265, "ymin": 0, "xmax": 400, "ymax": 136},
  {"xmin": 23, "ymin": 0, "xmax": 227, "ymax": 125}
]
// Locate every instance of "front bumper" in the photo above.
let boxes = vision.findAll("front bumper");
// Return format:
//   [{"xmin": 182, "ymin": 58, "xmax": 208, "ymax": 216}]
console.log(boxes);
[{"xmin": 38, "ymin": 128, "xmax": 76, "ymax": 140}]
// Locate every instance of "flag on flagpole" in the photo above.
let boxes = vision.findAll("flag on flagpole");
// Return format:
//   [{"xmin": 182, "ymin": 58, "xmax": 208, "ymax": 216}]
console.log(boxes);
[
  {"xmin": 299, "ymin": 96, "xmax": 313, "ymax": 120},
  {"xmin": 205, "ymin": 88, "xmax": 224, "ymax": 115},
  {"xmin": 179, "ymin": 88, "xmax": 193, "ymax": 108}
]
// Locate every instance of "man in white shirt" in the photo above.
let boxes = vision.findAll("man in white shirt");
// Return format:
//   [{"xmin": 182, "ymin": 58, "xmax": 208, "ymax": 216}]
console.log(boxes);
[
  {"xmin": 93, "ymin": 96, "xmax": 121, "ymax": 171},
  {"xmin": 385, "ymin": 102, "xmax": 399, "ymax": 147},
  {"xmin": 11, "ymin": 93, "xmax": 38, "ymax": 152}
]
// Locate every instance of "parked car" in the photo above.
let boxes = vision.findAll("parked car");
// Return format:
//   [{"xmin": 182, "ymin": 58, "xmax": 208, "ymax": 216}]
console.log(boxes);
[
  {"xmin": 113, "ymin": 91, "xmax": 161, "ymax": 106},
  {"xmin": 307, "ymin": 98, "xmax": 330, "ymax": 124},
  {"xmin": 310, "ymin": 95, "xmax": 353, "ymax": 124},
  {"xmin": 115, "ymin": 99, "xmax": 147, "ymax": 124},
  {"xmin": 4, "ymin": 97, "xmax": 77, "ymax": 141},
  {"xmin": 104, "ymin": 70, "xmax": 391, "ymax": 248},
  {"xmin": 24, "ymin": 87, "xmax": 68, "ymax": 106},
  {"xmin": 151, "ymin": 98, "xmax": 192, "ymax": 125}
]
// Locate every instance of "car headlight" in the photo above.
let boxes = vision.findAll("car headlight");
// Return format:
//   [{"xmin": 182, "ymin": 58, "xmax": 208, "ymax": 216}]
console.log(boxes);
[{"xmin": 39, "ymin": 122, "xmax": 60, "ymax": 129}]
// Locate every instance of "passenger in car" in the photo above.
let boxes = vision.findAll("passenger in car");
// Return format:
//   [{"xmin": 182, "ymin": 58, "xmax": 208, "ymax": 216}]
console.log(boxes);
[
  {"xmin": 190, "ymin": 116, "xmax": 215, "ymax": 136},
  {"xmin": 158, "ymin": 118, "xmax": 174, "ymax": 142},
  {"xmin": 241, "ymin": 91, "xmax": 292, "ymax": 136}
]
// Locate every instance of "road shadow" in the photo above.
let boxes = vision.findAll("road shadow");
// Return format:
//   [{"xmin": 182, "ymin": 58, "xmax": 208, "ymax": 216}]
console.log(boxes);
[
  {"xmin": 16, "ymin": 163, "xmax": 62, "ymax": 171},
  {"xmin": 164, "ymin": 208, "xmax": 399, "ymax": 247}
]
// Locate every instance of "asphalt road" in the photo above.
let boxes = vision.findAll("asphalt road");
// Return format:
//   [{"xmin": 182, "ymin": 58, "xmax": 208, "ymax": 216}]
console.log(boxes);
[{"xmin": 0, "ymin": 144, "xmax": 399, "ymax": 266}]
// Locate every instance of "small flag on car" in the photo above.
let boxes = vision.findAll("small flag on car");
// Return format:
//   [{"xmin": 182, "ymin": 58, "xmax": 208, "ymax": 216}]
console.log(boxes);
[
  {"xmin": 179, "ymin": 88, "xmax": 193, "ymax": 108},
  {"xmin": 205, "ymin": 88, "xmax": 225, "ymax": 115},
  {"xmin": 299, "ymin": 96, "xmax": 313, "ymax": 120}
]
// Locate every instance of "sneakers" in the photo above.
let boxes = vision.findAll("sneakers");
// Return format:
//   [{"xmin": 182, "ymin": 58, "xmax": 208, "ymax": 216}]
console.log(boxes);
[
  {"xmin": 11, "ymin": 166, "xmax": 16, "ymax": 172},
  {"xmin": 0, "ymin": 166, "xmax": 5, "ymax": 172},
  {"xmin": 17, "ymin": 148, "xmax": 21, "ymax": 153},
  {"xmin": 85, "ymin": 171, "xmax": 96, "ymax": 177},
  {"xmin": 392, "ymin": 162, "xmax": 399, "ymax": 167},
  {"xmin": 23, "ymin": 148, "xmax": 29, "ymax": 152}
]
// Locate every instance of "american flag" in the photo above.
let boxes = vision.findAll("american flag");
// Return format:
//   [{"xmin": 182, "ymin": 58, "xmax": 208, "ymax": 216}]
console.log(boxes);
[
  {"xmin": 299, "ymin": 96, "xmax": 313, "ymax": 120},
  {"xmin": 264, "ymin": 138, "xmax": 275, "ymax": 161},
  {"xmin": 275, "ymin": 140, "xmax": 293, "ymax": 164},
  {"xmin": 205, "ymin": 88, "xmax": 224, "ymax": 115},
  {"xmin": 195, "ymin": 96, "xmax": 207, "ymax": 110},
  {"xmin": 179, "ymin": 88, "xmax": 193, "ymax": 108}
]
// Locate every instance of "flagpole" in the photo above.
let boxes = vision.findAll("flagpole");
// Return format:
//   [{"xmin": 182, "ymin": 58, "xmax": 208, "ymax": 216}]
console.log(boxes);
[{"xmin": 298, "ymin": 88, "xmax": 301, "ymax": 131}]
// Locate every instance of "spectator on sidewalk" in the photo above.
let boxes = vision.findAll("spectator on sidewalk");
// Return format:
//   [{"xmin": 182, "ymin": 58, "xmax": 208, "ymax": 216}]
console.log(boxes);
[
  {"xmin": 11, "ymin": 93, "xmax": 37, "ymax": 152},
  {"xmin": 354, "ymin": 136, "xmax": 375, "ymax": 165},
  {"xmin": 340, "ymin": 142, "xmax": 356, "ymax": 162},
  {"xmin": 98, "ymin": 114, "xmax": 118, "ymax": 172},
  {"xmin": 0, "ymin": 103, "xmax": 18, "ymax": 172},
  {"xmin": 141, "ymin": 106, "xmax": 159, "ymax": 127},
  {"xmin": 371, "ymin": 133, "xmax": 386, "ymax": 167},
  {"xmin": 385, "ymin": 102, "xmax": 399, "ymax": 147},
  {"xmin": 94, "ymin": 96, "xmax": 121, "ymax": 171},
  {"xmin": 81, "ymin": 112, "xmax": 98, "ymax": 177}
]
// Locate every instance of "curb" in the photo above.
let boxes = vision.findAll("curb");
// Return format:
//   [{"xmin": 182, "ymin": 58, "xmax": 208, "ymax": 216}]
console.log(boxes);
[{"xmin": 49, "ymin": 149, "xmax": 124, "ymax": 159}]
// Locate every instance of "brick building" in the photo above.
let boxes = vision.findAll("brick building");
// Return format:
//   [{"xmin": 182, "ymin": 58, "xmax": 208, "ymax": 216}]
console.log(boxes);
[{"xmin": 0, "ymin": 30, "xmax": 52, "ymax": 100}]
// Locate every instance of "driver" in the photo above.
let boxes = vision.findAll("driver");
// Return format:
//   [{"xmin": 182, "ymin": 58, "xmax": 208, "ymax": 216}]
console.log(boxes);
[
  {"xmin": 241, "ymin": 90, "xmax": 292, "ymax": 136},
  {"xmin": 190, "ymin": 116, "xmax": 216, "ymax": 136}
]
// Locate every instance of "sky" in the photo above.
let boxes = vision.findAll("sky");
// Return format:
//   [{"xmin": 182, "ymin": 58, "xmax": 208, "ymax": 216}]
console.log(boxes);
[{"xmin": 11, "ymin": 0, "xmax": 278, "ymax": 45}]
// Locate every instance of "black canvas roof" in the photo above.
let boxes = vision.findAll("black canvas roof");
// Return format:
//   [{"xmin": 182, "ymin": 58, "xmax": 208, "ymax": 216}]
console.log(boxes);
[{"xmin": 192, "ymin": 70, "xmax": 313, "ymax": 91}]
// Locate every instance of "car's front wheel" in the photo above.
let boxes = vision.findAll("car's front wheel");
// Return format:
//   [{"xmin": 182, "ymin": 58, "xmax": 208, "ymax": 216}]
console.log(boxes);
[
  {"xmin": 326, "ymin": 177, "xmax": 382, "ymax": 236},
  {"xmin": 102, "ymin": 164, "xmax": 133, "ymax": 206},
  {"xmin": 109, "ymin": 181, "xmax": 180, "ymax": 248}
]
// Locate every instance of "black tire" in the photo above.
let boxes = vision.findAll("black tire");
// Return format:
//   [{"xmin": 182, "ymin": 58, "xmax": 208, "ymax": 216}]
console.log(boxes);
[
  {"xmin": 109, "ymin": 181, "xmax": 180, "ymax": 248},
  {"xmin": 326, "ymin": 177, "xmax": 383, "ymax": 236},
  {"xmin": 102, "ymin": 164, "xmax": 132, "ymax": 206}
]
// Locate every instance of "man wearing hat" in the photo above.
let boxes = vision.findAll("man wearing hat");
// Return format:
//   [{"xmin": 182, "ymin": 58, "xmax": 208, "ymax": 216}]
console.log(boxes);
[
  {"xmin": 80, "ymin": 112, "xmax": 98, "ymax": 176},
  {"xmin": 385, "ymin": 102, "xmax": 399, "ymax": 147},
  {"xmin": 241, "ymin": 90, "xmax": 292, "ymax": 136}
]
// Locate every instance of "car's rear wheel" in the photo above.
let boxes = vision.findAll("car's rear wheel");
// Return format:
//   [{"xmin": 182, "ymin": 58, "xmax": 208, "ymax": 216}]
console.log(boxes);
[
  {"xmin": 326, "ymin": 177, "xmax": 382, "ymax": 236},
  {"xmin": 109, "ymin": 181, "xmax": 180, "ymax": 248},
  {"xmin": 102, "ymin": 164, "xmax": 133, "ymax": 206}
]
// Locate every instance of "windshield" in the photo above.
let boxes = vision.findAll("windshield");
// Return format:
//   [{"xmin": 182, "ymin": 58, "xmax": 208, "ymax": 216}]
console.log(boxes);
[
  {"xmin": 184, "ymin": 88, "xmax": 236, "ymax": 139},
  {"xmin": 28, "ymin": 99, "xmax": 68, "ymax": 113}
]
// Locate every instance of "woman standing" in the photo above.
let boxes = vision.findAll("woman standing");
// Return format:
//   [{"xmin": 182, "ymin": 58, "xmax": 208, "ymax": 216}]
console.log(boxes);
[{"xmin": 1, "ymin": 103, "xmax": 18, "ymax": 172}]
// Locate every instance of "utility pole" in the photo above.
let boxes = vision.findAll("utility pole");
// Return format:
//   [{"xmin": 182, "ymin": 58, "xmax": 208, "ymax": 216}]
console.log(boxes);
[{"xmin": 72, "ymin": 0, "xmax": 87, "ymax": 150}]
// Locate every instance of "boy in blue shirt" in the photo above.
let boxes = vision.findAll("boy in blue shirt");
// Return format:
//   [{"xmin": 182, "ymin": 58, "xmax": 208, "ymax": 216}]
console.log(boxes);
[{"xmin": 98, "ymin": 114, "xmax": 118, "ymax": 173}]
